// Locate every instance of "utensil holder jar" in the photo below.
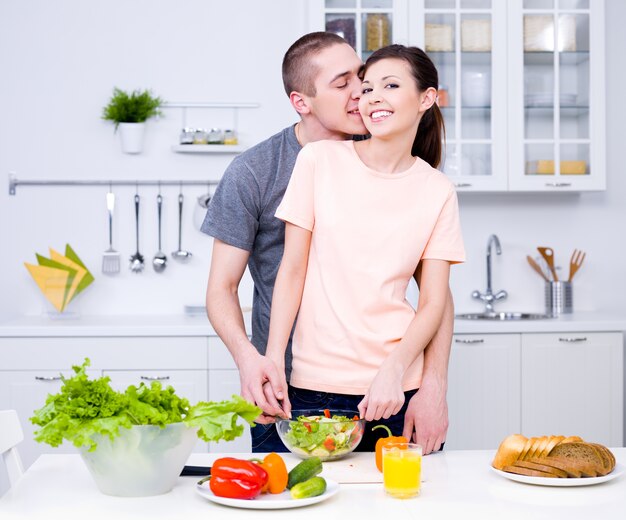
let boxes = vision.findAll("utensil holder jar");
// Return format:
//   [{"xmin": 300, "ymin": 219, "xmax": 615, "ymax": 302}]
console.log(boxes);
[{"xmin": 545, "ymin": 281, "xmax": 573, "ymax": 315}]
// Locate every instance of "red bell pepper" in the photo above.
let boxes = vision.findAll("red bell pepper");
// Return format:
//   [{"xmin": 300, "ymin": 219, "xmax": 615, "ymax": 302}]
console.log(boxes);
[
  {"xmin": 209, "ymin": 457, "xmax": 268, "ymax": 500},
  {"xmin": 323, "ymin": 435, "xmax": 336, "ymax": 451}
]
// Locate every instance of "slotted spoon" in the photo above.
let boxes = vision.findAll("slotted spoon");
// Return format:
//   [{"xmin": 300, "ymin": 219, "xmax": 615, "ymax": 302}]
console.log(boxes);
[
  {"xmin": 102, "ymin": 191, "xmax": 120, "ymax": 275},
  {"xmin": 537, "ymin": 246, "xmax": 558, "ymax": 282}
]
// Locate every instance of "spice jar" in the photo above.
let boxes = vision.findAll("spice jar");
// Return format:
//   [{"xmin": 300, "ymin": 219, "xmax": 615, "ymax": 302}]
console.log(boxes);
[
  {"xmin": 223, "ymin": 129, "xmax": 238, "ymax": 145},
  {"xmin": 366, "ymin": 14, "xmax": 390, "ymax": 51},
  {"xmin": 179, "ymin": 127, "xmax": 195, "ymax": 145},
  {"xmin": 207, "ymin": 128, "xmax": 224, "ymax": 144},
  {"xmin": 193, "ymin": 128, "xmax": 208, "ymax": 144},
  {"xmin": 437, "ymin": 85, "xmax": 449, "ymax": 107}
]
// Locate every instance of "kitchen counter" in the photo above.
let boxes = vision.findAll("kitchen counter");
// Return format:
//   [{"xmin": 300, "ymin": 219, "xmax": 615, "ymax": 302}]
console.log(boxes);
[
  {"xmin": 0, "ymin": 310, "xmax": 624, "ymax": 337},
  {"xmin": 1, "ymin": 450, "xmax": 624, "ymax": 519}
]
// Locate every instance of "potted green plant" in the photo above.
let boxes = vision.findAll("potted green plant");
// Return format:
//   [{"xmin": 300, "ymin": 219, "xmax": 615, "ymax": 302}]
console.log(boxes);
[{"xmin": 102, "ymin": 87, "xmax": 164, "ymax": 154}]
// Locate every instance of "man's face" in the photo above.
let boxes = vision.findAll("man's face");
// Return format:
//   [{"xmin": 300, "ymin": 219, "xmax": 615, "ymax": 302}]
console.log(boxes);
[{"xmin": 305, "ymin": 43, "xmax": 368, "ymax": 138}]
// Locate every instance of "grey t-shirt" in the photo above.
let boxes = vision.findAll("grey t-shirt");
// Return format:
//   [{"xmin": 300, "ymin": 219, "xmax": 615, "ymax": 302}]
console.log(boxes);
[{"xmin": 201, "ymin": 125, "xmax": 301, "ymax": 378}]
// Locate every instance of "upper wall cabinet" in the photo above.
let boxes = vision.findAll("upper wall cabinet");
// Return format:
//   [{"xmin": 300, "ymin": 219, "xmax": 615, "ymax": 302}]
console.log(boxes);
[
  {"xmin": 507, "ymin": 0, "xmax": 605, "ymax": 191},
  {"xmin": 309, "ymin": 0, "xmax": 605, "ymax": 192},
  {"xmin": 307, "ymin": 0, "xmax": 410, "ymax": 60}
]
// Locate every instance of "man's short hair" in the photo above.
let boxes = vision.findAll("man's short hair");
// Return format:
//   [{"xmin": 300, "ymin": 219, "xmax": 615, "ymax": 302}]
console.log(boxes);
[{"xmin": 282, "ymin": 32, "xmax": 349, "ymax": 97}]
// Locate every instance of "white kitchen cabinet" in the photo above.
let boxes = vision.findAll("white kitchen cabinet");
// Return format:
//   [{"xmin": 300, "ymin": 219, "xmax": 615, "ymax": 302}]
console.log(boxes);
[
  {"xmin": 447, "ymin": 330, "xmax": 623, "ymax": 450},
  {"xmin": 446, "ymin": 334, "xmax": 521, "ymax": 450},
  {"xmin": 521, "ymin": 332, "xmax": 623, "ymax": 446},
  {"xmin": 310, "ymin": 0, "xmax": 606, "ymax": 192},
  {"xmin": 207, "ymin": 336, "xmax": 252, "ymax": 453},
  {"xmin": 507, "ymin": 1, "xmax": 605, "ymax": 191},
  {"xmin": 0, "ymin": 369, "xmax": 99, "ymax": 469}
]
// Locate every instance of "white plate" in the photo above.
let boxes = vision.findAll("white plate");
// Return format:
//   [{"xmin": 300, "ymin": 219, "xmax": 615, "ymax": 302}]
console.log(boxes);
[
  {"xmin": 490, "ymin": 463, "xmax": 624, "ymax": 487},
  {"xmin": 195, "ymin": 478, "xmax": 340, "ymax": 509}
]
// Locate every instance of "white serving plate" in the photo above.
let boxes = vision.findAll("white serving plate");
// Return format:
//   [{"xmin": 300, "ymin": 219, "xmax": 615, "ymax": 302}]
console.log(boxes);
[
  {"xmin": 490, "ymin": 463, "xmax": 624, "ymax": 487},
  {"xmin": 195, "ymin": 478, "xmax": 340, "ymax": 509}
]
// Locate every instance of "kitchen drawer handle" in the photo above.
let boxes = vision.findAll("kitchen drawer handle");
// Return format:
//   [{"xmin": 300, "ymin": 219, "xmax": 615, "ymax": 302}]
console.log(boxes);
[
  {"xmin": 455, "ymin": 338, "xmax": 485, "ymax": 344},
  {"xmin": 545, "ymin": 183, "xmax": 572, "ymax": 188},
  {"xmin": 141, "ymin": 375, "xmax": 170, "ymax": 381},
  {"xmin": 35, "ymin": 376, "xmax": 62, "ymax": 381},
  {"xmin": 455, "ymin": 183, "xmax": 472, "ymax": 188},
  {"xmin": 558, "ymin": 337, "xmax": 588, "ymax": 343}
]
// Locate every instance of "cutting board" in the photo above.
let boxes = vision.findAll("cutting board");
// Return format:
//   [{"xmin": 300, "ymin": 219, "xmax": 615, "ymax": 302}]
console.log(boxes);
[{"xmin": 319, "ymin": 454, "xmax": 382, "ymax": 483}]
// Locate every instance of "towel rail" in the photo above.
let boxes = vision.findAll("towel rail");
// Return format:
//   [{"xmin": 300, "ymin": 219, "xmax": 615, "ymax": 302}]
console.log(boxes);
[{"xmin": 8, "ymin": 173, "xmax": 217, "ymax": 195}]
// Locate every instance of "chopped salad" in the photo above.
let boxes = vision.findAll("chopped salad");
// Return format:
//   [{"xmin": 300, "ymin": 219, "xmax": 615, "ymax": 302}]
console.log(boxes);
[{"xmin": 283, "ymin": 409, "xmax": 363, "ymax": 459}]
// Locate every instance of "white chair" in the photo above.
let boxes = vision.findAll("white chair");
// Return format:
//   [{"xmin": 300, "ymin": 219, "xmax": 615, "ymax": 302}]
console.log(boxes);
[{"xmin": 0, "ymin": 410, "xmax": 25, "ymax": 489}]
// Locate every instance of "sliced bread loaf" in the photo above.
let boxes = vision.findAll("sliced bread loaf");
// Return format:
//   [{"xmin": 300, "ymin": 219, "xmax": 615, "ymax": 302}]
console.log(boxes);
[
  {"xmin": 527, "ymin": 456, "xmax": 583, "ymax": 478},
  {"xmin": 548, "ymin": 442, "xmax": 605, "ymax": 476},
  {"xmin": 502, "ymin": 465, "xmax": 554, "ymax": 478},
  {"xmin": 512, "ymin": 459, "xmax": 567, "ymax": 478},
  {"xmin": 492, "ymin": 434, "xmax": 528, "ymax": 470}
]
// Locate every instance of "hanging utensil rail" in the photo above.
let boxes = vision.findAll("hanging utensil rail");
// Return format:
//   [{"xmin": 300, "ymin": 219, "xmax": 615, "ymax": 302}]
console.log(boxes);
[{"xmin": 8, "ymin": 174, "xmax": 218, "ymax": 195}]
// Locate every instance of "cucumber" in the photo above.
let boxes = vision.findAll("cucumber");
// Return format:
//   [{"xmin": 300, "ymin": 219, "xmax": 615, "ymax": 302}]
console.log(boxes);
[
  {"xmin": 290, "ymin": 476, "xmax": 327, "ymax": 499},
  {"xmin": 287, "ymin": 456, "xmax": 323, "ymax": 489}
]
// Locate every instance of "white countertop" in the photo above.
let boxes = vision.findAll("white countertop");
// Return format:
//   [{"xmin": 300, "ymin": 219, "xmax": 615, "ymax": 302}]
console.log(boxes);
[
  {"xmin": 0, "ymin": 311, "xmax": 624, "ymax": 337},
  {"xmin": 1, "ymin": 450, "xmax": 624, "ymax": 519}
]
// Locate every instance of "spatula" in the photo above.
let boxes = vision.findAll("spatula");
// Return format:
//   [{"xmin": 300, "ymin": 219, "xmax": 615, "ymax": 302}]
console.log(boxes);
[
  {"xmin": 537, "ymin": 246, "xmax": 558, "ymax": 282},
  {"xmin": 568, "ymin": 249, "xmax": 586, "ymax": 282},
  {"xmin": 102, "ymin": 191, "xmax": 121, "ymax": 275},
  {"xmin": 526, "ymin": 255, "xmax": 549, "ymax": 281}
]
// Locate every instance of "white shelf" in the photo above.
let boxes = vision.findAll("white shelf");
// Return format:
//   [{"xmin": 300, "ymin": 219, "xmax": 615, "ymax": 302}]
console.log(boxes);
[{"xmin": 171, "ymin": 144, "xmax": 247, "ymax": 154}]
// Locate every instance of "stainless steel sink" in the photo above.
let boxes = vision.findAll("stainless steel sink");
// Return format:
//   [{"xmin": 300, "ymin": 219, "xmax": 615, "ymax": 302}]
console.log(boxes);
[{"xmin": 455, "ymin": 312, "xmax": 555, "ymax": 321}]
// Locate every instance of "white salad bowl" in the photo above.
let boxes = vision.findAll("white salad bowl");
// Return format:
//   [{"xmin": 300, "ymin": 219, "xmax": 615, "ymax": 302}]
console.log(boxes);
[
  {"xmin": 275, "ymin": 409, "xmax": 365, "ymax": 462},
  {"xmin": 79, "ymin": 422, "xmax": 198, "ymax": 496}
]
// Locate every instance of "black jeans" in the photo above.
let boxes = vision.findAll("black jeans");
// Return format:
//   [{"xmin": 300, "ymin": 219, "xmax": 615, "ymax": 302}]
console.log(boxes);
[{"xmin": 251, "ymin": 385, "xmax": 422, "ymax": 453}]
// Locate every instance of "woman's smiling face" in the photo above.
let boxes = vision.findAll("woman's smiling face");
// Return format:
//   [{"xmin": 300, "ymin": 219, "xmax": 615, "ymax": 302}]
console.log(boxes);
[{"xmin": 359, "ymin": 57, "xmax": 432, "ymax": 140}]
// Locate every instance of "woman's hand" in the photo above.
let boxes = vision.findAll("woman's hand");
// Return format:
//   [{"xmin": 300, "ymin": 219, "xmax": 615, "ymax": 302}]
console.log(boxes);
[
  {"xmin": 357, "ymin": 365, "xmax": 405, "ymax": 421},
  {"xmin": 264, "ymin": 354, "xmax": 292, "ymax": 419}
]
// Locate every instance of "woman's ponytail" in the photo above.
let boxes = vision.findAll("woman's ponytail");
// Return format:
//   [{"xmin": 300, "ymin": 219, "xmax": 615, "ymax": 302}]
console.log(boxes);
[{"xmin": 412, "ymin": 102, "xmax": 445, "ymax": 169}]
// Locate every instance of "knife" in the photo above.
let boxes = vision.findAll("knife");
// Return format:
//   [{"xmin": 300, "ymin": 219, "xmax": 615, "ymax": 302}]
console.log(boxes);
[{"xmin": 180, "ymin": 465, "xmax": 211, "ymax": 477}]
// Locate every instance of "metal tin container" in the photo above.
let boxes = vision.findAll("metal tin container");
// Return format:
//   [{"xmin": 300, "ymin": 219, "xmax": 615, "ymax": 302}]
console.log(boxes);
[{"xmin": 545, "ymin": 281, "xmax": 573, "ymax": 315}]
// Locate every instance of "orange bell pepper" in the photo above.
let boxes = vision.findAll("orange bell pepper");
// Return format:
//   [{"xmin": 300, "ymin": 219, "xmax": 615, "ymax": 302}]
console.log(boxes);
[
  {"xmin": 253, "ymin": 452, "xmax": 289, "ymax": 494},
  {"xmin": 372, "ymin": 424, "xmax": 408, "ymax": 472}
]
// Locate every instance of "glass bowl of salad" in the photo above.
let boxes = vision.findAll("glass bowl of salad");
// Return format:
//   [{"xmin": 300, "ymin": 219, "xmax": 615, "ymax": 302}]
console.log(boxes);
[{"xmin": 275, "ymin": 409, "xmax": 365, "ymax": 461}]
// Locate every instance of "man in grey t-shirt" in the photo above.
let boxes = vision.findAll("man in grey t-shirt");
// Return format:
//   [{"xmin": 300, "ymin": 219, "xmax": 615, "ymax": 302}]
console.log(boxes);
[{"xmin": 202, "ymin": 32, "xmax": 455, "ymax": 454}]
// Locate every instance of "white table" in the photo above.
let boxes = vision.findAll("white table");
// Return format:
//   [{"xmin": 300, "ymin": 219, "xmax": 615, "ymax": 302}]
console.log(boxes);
[{"xmin": 1, "ymin": 449, "xmax": 624, "ymax": 520}]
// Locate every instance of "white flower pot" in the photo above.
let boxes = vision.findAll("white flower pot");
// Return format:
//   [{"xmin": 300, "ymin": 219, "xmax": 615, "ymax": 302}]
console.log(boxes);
[{"xmin": 118, "ymin": 122, "xmax": 146, "ymax": 154}]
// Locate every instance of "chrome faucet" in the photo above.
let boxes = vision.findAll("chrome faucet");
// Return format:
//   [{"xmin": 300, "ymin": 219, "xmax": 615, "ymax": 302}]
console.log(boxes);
[{"xmin": 472, "ymin": 234, "xmax": 508, "ymax": 313}]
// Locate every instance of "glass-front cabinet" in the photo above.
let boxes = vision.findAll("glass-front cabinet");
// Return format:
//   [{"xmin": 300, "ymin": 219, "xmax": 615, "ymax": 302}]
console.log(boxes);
[
  {"xmin": 410, "ymin": 0, "xmax": 508, "ymax": 191},
  {"xmin": 308, "ymin": 0, "xmax": 605, "ymax": 192},
  {"xmin": 307, "ymin": 0, "xmax": 409, "ymax": 60},
  {"xmin": 508, "ymin": 0, "xmax": 605, "ymax": 190}
]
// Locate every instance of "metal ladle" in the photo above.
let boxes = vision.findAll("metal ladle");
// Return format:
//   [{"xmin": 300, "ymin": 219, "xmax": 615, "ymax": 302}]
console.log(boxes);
[
  {"xmin": 172, "ymin": 193, "xmax": 192, "ymax": 262},
  {"xmin": 129, "ymin": 194, "xmax": 145, "ymax": 272},
  {"xmin": 153, "ymin": 194, "xmax": 167, "ymax": 273}
]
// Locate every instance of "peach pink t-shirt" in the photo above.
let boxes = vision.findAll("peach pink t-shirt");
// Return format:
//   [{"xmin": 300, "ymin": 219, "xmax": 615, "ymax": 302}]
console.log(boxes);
[{"xmin": 275, "ymin": 140, "xmax": 465, "ymax": 395}]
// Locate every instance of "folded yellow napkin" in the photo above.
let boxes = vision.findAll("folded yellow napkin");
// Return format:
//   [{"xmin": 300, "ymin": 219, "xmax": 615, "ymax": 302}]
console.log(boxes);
[{"xmin": 24, "ymin": 245, "xmax": 94, "ymax": 312}]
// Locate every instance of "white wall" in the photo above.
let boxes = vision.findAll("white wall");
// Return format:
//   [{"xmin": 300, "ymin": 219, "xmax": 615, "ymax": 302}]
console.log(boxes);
[{"xmin": 1, "ymin": 0, "xmax": 625, "ymax": 319}]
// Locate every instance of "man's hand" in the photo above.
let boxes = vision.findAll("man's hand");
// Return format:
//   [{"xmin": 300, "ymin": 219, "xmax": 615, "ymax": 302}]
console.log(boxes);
[
  {"xmin": 402, "ymin": 376, "xmax": 448, "ymax": 455},
  {"xmin": 237, "ymin": 349, "xmax": 288, "ymax": 424}
]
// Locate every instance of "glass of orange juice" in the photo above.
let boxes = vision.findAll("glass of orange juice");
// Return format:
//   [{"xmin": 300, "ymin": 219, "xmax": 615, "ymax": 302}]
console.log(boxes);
[{"xmin": 382, "ymin": 442, "xmax": 422, "ymax": 498}]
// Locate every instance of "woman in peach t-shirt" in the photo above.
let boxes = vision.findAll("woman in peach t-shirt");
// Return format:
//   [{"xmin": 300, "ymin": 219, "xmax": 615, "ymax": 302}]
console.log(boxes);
[{"xmin": 266, "ymin": 45, "xmax": 465, "ymax": 442}]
